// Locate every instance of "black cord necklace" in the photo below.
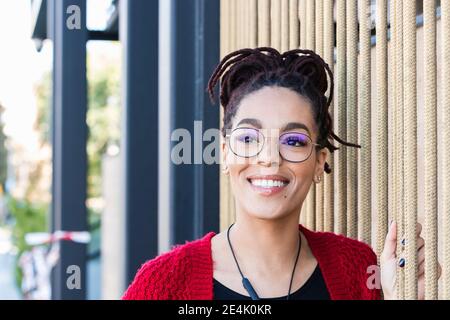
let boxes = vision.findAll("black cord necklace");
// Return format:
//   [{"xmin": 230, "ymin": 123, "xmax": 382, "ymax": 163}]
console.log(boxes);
[{"xmin": 226, "ymin": 223, "xmax": 302, "ymax": 300}]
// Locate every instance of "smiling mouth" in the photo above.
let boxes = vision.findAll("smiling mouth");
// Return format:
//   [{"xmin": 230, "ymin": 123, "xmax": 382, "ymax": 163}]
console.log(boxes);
[{"xmin": 246, "ymin": 176, "xmax": 290, "ymax": 196}]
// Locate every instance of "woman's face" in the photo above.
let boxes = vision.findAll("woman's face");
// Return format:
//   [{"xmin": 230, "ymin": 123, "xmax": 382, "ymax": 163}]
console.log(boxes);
[{"xmin": 222, "ymin": 86, "xmax": 327, "ymax": 220}]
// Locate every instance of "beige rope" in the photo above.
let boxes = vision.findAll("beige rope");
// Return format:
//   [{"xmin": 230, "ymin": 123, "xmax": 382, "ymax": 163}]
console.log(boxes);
[
  {"xmin": 315, "ymin": 0, "xmax": 324, "ymax": 232},
  {"xmin": 271, "ymin": 0, "xmax": 281, "ymax": 50},
  {"xmin": 423, "ymin": 0, "xmax": 438, "ymax": 300},
  {"xmin": 249, "ymin": 0, "xmax": 258, "ymax": 48},
  {"xmin": 306, "ymin": 0, "xmax": 315, "ymax": 50},
  {"xmin": 305, "ymin": 0, "xmax": 315, "ymax": 230},
  {"xmin": 335, "ymin": 0, "xmax": 347, "ymax": 236},
  {"xmin": 281, "ymin": 0, "xmax": 289, "ymax": 52},
  {"xmin": 300, "ymin": 0, "xmax": 307, "ymax": 49},
  {"xmin": 289, "ymin": 0, "xmax": 299, "ymax": 49},
  {"xmin": 345, "ymin": 0, "xmax": 358, "ymax": 239},
  {"xmin": 258, "ymin": 0, "xmax": 271, "ymax": 47},
  {"xmin": 323, "ymin": 0, "xmax": 334, "ymax": 233},
  {"xmin": 375, "ymin": 0, "xmax": 388, "ymax": 258},
  {"xmin": 394, "ymin": 0, "xmax": 405, "ymax": 300},
  {"xmin": 442, "ymin": 0, "xmax": 450, "ymax": 300},
  {"xmin": 357, "ymin": 0, "xmax": 372, "ymax": 245},
  {"xmin": 403, "ymin": 0, "xmax": 418, "ymax": 300}
]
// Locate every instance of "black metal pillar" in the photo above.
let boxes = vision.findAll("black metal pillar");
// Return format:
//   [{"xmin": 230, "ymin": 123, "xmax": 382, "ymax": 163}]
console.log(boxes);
[
  {"xmin": 159, "ymin": 0, "xmax": 220, "ymax": 249},
  {"xmin": 120, "ymin": 0, "xmax": 159, "ymax": 286},
  {"xmin": 50, "ymin": 0, "xmax": 88, "ymax": 300}
]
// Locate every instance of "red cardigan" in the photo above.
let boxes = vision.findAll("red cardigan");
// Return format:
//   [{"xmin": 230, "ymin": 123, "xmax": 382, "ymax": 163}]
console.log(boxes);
[{"xmin": 122, "ymin": 224, "xmax": 381, "ymax": 300}]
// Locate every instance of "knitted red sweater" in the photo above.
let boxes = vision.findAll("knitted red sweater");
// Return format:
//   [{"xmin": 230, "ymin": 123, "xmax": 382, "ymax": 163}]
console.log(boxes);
[{"xmin": 122, "ymin": 224, "xmax": 381, "ymax": 300}]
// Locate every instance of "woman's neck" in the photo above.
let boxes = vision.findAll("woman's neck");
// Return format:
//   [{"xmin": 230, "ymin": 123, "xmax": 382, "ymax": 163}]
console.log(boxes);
[{"xmin": 229, "ymin": 210, "xmax": 302, "ymax": 276}]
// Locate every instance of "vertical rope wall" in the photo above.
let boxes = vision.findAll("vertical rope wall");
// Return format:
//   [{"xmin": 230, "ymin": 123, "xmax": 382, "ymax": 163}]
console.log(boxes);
[
  {"xmin": 346, "ymin": 0, "xmax": 358, "ymax": 240},
  {"xmin": 258, "ymin": 0, "xmax": 271, "ymax": 47},
  {"xmin": 442, "ymin": 0, "xmax": 450, "ymax": 300},
  {"xmin": 323, "ymin": 0, "xmax": 334, "ymax": 233},
  {"xmin": 289, "ymin": 0, "xmax": 299, "ymax": 50},
  {"xmin": 249, "ymin": 0, "xmax": 258, "ymax": 48},
  {"xmin": 315, "ymin": 0, "xmax": 324, "ymax": 232},
  {"xmin": 281, "ymin": 0, "xmax": 289, "ymax": 52},
  {"xmin": 305, "ymin": 0, "xmax": 315, "ymax": 230},
  {"xmin": 376, "ymin": 0, "xmax": 388, "ymax": 259},
  {"xmin": 393, "ymin": 0, "xmax": 405, "ymax": 299},
  {"xmin": 335, "ymin": 0, "xmax": 347, "ymax": 236},
  {"xmin": 423, "ymin": 0, "xmax": 438, "ymax": 300},
  {"xmin": 271, "ymin": 0, "xmax": 281, "ymax": 50},
  {"xmin": 403, "ymin": 0, "xmax": 418, "ymax": 300},
  {"xmin": 219, "ymin": 0, "xmax": 445, "ymax": 299},
  {"xmin": 358, "ymin": 0, "xmax": 372, "ymax": 245}
]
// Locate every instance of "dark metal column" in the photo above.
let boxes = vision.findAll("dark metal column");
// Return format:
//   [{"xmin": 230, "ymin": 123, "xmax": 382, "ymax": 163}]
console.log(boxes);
[
  {"xmin": 120, "ymin": 0, "xmax": 159, "ymax": 286},
  {"xmin": 160, "ymin": 0, "xmax": 220, "ymax": 248},
  {"xmin": 50, "ymin": 0, "xmax": 88, "ymax": 300}
]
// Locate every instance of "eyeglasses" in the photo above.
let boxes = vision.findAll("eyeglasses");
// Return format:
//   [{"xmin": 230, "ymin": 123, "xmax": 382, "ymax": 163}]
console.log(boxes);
[{"xmin": 226, "ymin": 127, "xmax": 323, "ymax": 163}]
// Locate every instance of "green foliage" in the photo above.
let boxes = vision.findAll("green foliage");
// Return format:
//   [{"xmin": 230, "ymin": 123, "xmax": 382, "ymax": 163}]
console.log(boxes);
[
  {"xmin": 7, "ymin": 196, "xmax": 48, "ymax": 289},
  {"xmin": 86, "ymin": 54, "xmax": 120, "ymax": 199}
]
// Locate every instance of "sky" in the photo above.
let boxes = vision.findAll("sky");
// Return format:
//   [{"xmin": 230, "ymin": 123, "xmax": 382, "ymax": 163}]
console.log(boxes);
[{"xmin": 0, "ymin": 0, "xmax": 113, "ymax": 150}]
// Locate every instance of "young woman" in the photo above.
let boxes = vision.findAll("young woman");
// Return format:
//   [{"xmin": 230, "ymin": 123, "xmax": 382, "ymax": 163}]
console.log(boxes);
[{"xmin": 122, "ymin": 47, "xmax": 437, "ymax": 300}]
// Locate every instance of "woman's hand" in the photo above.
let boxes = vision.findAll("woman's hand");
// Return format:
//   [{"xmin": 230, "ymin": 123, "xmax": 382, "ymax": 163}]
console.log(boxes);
[{"xmin": 380, "ymin": 221, "xmax": 442, "ymax": 300}]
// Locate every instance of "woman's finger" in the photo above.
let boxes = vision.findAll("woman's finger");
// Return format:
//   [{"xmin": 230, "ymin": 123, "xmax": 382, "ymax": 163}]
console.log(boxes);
[
  {"xmin": 382, "ymin": 221, "xmax": 397, "ymax": 263},
  {"xmin": 418, "ymin": 260, "xmax": 425, "ymax": 276},
  {"xmin": 417, "ymin": 246, "xmax": 425, "ymax": 265}
]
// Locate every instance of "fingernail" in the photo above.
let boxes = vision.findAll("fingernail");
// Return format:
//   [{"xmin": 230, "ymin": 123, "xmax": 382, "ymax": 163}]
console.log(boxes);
[{"xmin": 399, "ymin": 258, "xmax": 405, "ymax": 268}]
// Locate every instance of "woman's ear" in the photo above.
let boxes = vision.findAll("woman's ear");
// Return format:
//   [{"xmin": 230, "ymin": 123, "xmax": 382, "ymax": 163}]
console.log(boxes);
[
  {"xmin": 315, "ymin": 148, "xmax": 327, "ymax": 178},
  {"xmin": 221, "ymin": 137, "xmax": 229, "ymax": 175}
]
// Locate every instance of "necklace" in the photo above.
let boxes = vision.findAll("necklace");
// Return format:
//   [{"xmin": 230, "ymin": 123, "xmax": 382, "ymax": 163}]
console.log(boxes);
[{"xmin": 226, "ymin": 223, "xmax": 302, "ymax": 300}]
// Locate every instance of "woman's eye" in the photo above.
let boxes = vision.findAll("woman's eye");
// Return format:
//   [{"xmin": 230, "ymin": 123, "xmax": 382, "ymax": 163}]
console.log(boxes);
[
  {"xmin": 239, "ymin": 135, "xmax": 256, "ymax": 143},
  {"xmin": 281, "ymin": 134, "xmax": 309, "ymax": 147}
]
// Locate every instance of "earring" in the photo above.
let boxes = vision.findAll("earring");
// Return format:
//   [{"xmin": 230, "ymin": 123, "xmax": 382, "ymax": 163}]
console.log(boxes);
[
  {"xmin": 315, "ymin": 175, "xmax": 322, "ymax": 183},
  {"xmin": 222, "ymin": 166, "xmax": 229, "ymax": 175}
]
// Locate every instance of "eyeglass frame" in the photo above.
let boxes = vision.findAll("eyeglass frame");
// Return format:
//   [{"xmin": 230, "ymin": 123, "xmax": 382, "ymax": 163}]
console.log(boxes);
[{"xmin": 225, "ymin": 127, "xmax": 324, "ymax": 163}]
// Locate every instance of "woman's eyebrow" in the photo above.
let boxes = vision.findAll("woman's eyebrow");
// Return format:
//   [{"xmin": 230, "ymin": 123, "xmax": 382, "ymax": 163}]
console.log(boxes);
[
  {"xmin": 281, "ymin": 122, "xmax": 311, "ymax": 135},
  {"xmin": 236, "ymin": 118, "xmax": 262, "ymax": 128}
]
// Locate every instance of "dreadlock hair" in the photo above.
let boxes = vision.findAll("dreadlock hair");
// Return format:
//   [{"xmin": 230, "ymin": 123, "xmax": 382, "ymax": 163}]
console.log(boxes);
[{"xmin": 206, "ymin": 47, "xmax": 360, "ymax": 174}]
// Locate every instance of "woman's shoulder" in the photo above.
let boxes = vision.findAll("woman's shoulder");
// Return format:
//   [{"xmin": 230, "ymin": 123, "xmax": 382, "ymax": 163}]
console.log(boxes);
[
  {"xmin": 300, "ymin": 225, "xmax": 377, "ymax": 262},
  {"xmin": 122, "ymin": 232, "xmax": 215, "ymax": 300},
  {"xmin": 300, "ymin": 225, "xmax": 380, "ymax": 299}
]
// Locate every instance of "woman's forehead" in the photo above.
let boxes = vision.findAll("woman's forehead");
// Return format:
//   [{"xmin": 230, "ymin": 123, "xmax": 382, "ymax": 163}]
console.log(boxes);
[{"xmin": 233, "ymin": 86, "xmax": 315, "ymax": 132}]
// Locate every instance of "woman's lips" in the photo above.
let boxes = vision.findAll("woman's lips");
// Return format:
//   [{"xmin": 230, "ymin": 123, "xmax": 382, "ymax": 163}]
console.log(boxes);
[{"xmin": 246, "ymin": 176, "xmax": 290, "ymax": 196}]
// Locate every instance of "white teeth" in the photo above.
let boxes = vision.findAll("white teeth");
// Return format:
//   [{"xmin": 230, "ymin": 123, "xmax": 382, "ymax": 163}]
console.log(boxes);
[{"xmin": 250, "ymin": 179, "xmax": 287, "ymax": 188}]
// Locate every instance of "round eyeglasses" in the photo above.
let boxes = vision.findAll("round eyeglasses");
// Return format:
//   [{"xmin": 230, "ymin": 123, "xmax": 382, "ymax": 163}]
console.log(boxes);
[{"xmin": 226, "ymin": 127, "xmax": 323, "ymax": 163}]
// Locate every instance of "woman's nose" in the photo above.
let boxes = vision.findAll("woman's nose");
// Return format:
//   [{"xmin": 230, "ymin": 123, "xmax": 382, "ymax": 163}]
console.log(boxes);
[{"xmin": 257, "ymin": 133, "xmax": 281, "ymax": 167}]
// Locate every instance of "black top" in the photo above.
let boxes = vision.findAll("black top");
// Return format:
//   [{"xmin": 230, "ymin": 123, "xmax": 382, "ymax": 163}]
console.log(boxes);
[{"xmin": 213, "ymin": 265, "xmax": 331, "ymax": 300}]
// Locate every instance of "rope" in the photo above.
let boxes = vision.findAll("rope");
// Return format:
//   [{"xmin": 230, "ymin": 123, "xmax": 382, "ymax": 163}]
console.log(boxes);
[
  {"xmin": 403, "ymin": 0, "xmax": 418, "ymax": 300},
  {"xmin": 289, "ymin": 0, "xmax": 299, "ymax": 49},
  {"xmin": 346, "ymin": 0, "xmax": 358, "ymax": 239},
  {"xmin": 306, "ymin": 0, "xmax": 315, "ymax": 230},
  {"xmin": 358, "ymin": 0, "xmax": 372, "ymax": 245},
  {"xmin": 258, "ymin": 0, "xmax": 271, "ymax": 47},
  {"xmin": 323, "ymin": 0, "xmax": 334, "ymax": 233},
  {"xmin": 375, "ymin": 0, "xmax": 388, "ymax": 259},
  {"xmin": 300, "ymin": 0, "xmax": 307, "ymax": 49},
  {"xmin": 281, "ymin": 0, "xmax": 289, "ymax": 52},
  {"xmin": 423, "ymin": 0, "xmax": 438, "ymax": 300},
  {"xmin": 315, "ymin": 0, "xmax": 324, "ymax": 232},
  {"xmin": 442, "ymin": 0, "xmax": 450, "ymax": 300},
  {"xmin": 335, "ymin": 0, "xmax": 347, "ymax": 236},
  {"xmin": 271, "ymin": 0, "xmax": 281, "ymax": 50},
  {"xmin": 249, "ymin": 0, "xmax": 258, "ymax": 48},
  {"xmin": 306, "ymin": 0, "xmax": 315, "ymax": 50},
  {"xmin": 394, "ymin": 0, "xmax": 405, "ymax": 299}
]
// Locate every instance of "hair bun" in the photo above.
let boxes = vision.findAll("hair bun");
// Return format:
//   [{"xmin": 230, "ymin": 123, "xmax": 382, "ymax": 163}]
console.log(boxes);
[{"xmin": 282, "ymin": 49, "xmax": 332, "ymax": 101}]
